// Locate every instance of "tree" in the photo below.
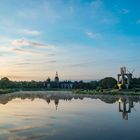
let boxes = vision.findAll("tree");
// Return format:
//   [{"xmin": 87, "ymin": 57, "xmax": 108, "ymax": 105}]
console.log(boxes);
[
  {"xmin": 130, "ymin": 77, "xmax": 140, "ymax": 89},
  {"xmin": 99, "ymin": 77, "xmax": 117, "ymax": 89},
  {"xmin": 0, "ymin": 77, "xmax": 12, "ymax": 88},
  {"xmin": 90, "ymin": 81, "xmax": 98, "ymax": 89},
  {"xmin": 47, "ymin": 77, "xmax": 51, "ymax": 82},
  {"xmin": 73, "ymin": 81, "xmax": 85, "ymax": 89}
]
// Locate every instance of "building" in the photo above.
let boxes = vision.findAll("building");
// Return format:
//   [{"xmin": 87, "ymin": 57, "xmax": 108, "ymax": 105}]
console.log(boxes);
[
  {"xmin": 60, "ymin": 81, "xmax": 73, "ymax": 89},
  {"xmin": 45, "ymin": 72, "xmax": 73, "ymax": 89}
]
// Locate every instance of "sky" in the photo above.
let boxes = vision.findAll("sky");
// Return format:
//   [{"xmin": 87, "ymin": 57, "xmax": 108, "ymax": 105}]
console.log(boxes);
[{"xmin": 0, "ymin": 0, "xmax": 140, "ymax": 81}]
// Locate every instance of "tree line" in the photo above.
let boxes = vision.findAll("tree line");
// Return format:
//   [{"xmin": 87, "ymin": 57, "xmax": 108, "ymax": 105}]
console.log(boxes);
[
  {"xmin": 73, "ymin": 77, "xmax": 117, "ymax": 90},
  {"xmin": 0, "ymin": 77, "xmax": 45, "ymax": 89},
  {"xmin": 0, "ymin": 77, "xmax": 140, "ymax": 90}
]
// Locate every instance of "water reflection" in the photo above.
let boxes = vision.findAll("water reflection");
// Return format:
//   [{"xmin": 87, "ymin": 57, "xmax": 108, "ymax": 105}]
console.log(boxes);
[
  {"xmin": 54, "ymin": 99, "xmax": 59, "ymax": 110},
  {"xmin": 0, "ymin": 92, "xmax": 140, "ymax": 120},
  {"xmin": 118, "ymin": 98, "xmax": 136, "ymax": 120},
  {"xmin": 0, "ymin": 92, "xmax": 140, "ymax": 140}
]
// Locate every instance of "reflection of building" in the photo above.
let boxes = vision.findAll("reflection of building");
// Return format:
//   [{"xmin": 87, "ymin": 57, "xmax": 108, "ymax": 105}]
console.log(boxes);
[
  {"xmin": 46, "ymin": 98, "xmax": 50, "ymax": 104},
  {"xmin": 54, "ymin": 99, "xmax": 59, "ymax": 110},
  {"xmin": 117, "ymin": 67, "xmax": 132, "ymax": 89},
  {"xmin": 118, "ymin": 98, "xmax": 134, "ymax": 120},
  {"xmin": 45, "ymin": 72, "xmax": 73, "ymax": 89}
]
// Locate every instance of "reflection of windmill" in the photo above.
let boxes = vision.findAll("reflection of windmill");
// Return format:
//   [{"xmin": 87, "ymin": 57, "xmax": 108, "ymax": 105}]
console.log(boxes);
[
  {"xmin": 118, "ymin": 98, "xmax": 136, "ymax": 120},
  {"xmin": 130, "ymin": 102, "xmax": 136, "ymax": 112}
]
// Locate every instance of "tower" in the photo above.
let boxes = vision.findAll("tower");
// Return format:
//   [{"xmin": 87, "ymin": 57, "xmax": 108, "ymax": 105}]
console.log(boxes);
[
  {"xmin": 54, "ymin": 72, "xmax": 59, "ymax": 88},
  {"xmin": 55, "ymin": 72, "xmax": 59, "ymax": 83},
  {"xmin": 117, "ymin": 67, "xmax": 133, "ymax": 89}
]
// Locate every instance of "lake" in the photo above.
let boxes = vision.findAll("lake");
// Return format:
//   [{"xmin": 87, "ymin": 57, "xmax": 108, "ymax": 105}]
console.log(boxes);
[{"xmin": 0, "ymin": 91, "xmax": 140, "ymax": 140}]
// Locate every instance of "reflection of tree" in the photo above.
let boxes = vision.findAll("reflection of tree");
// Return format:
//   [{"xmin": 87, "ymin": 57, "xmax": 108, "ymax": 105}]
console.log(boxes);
[
  {"xmin": 0, "ymin": 93, "xmax": 69, "ymax": 105},
  {"xmin": 100, "ymin": 98, "xmax": 117, "ymax": 104},
  {"xmin": 0, "ymin": 93, "xmax": 140, "ymax": 116}
]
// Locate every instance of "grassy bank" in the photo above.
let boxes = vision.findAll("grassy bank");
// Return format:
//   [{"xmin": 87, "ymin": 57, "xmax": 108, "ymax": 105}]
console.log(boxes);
[
  {"xmin": 0, "ymin": 88, "xmax": 140, "ymax": 96},
  {"xmin": 19, "ymin": 88, "xmax": 72, "ymax": 91},
  {"xmin": 0, "ymin": 88, "xmax": 71, "ymax": 95},
  {"xmin": 0, "ymin": 89, "xmax": 18, "ymax": 94},
  {"xmin": 72, "ymin": 89, "xmax": 140, "ymax": 95}
]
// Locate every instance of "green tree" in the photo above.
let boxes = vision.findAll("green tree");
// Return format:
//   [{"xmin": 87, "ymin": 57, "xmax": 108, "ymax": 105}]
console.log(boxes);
[
  {"xmin": 99, "ymin": 77, "xmax": 117, "ymax": 89},
  {"xmin": 90, "ymin": 81, "xmax": 98, "ymax": 89},
  {"xmin": 0, "ymin": 77, "xmax": 12, "ymax": 88}
]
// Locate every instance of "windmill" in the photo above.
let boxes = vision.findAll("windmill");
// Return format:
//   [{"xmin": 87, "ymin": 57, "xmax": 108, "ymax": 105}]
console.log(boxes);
[
  {"xmin": 117, "ymin": 67, "xmax": 135, "ymax": 89},
  {"xmin": 127, "ymin": 69, "xmax": 135, "ymax": 79}
]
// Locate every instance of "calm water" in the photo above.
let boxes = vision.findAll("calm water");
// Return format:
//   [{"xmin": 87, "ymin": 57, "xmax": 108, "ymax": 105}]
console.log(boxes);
[{"xmin": 0, "ymin": 92, "xmax": 140, "ymax": 140}]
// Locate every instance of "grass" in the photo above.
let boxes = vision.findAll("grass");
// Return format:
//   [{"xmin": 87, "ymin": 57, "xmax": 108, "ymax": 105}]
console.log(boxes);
[
  {"xmin": 72, "ymin": 89, "xmax": 140, "ymax": 95},
  {"xmin": 0, "ymin": 88, "xmax": 72, "ymax": 95},
  {"xmin": 0, "ymin": 89, "xmax": 18, "ymax": 94},
  {"xmin": 0, "ymin": 88, "xmax": 140, "ymax": 96},
  {"xmin": 18, "ymin": 88, "xmax": 72, "ymax": 91}
]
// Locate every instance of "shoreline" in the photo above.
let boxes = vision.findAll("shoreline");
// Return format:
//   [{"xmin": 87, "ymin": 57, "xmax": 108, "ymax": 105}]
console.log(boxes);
[
  {"xmin": 0, "ymin": 91, "xmax": 140, "ymax": 105},
  {"xmin": 0, "ymin": 89, "xmax": 140, "ymax": 96},
  {"xmin": 8, "ymin": 90, "xmax": 140, "ymax": 97}
]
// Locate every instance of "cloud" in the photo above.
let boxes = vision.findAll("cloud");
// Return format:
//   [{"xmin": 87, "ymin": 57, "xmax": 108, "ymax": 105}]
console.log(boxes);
[
  {"xmin": 66, "ymin": 60, "xmax": 95, "ymax": 68},
  {"xmin": 11, "ymin": 39, "xmax": 55, "ymax": 49},
  {"xmin": 15, "ymin": 62, "xmax": 33, "ymax": 65},
  {"xmin": 20, "ymin": 29, "xmax": 41, "ymax": 36},
  {"xmin": 136, "ymin": 19, "xmax": 140, "ymax": 24},
  {"xmin": 121, "ymin": 9, "xmax": 129, "ymax": 14},
  {"xmin": 17, "ymin": 10, "xmax": 39, "ymax": 19},
  {"xmin": 48, "ymin": 60, "xmax": 56, "ymax": 63},
  {"xmin": 86, "ymin": 31, "xmax": 101, "ymax": 39},
  {"xmin": 12, "ymin": 48, "xmax": 37, "ymax": 55},
  {"xmin": 0, "ymin": 36, "xmax": 12, "ymax": 42},
  {"xmin": 90, "ymin": 0, "xmax": 103, "ymax": 10},
  {"xmin": 69, "ymin": 63, "xmax": 86, "ymax": 67},
  {"xmin": 101, "ymin": 18, "xmax": 118, "ymax": 24}
]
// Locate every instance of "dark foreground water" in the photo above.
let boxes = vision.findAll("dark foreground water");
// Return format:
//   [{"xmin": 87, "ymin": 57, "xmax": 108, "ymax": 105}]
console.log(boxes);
[{"xmin": 0, "ymin": 92, "xmax": 140, "ymax": 140}]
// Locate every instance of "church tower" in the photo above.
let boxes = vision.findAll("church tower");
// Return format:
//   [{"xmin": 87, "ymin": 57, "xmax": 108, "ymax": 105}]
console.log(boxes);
[
  {"xmin": 54, "ymin": 72, "xmax": 59, "ymax": 88},
  {"xmin": 55, "ymin": 72, "xmax": 59, "ymax": 83}
]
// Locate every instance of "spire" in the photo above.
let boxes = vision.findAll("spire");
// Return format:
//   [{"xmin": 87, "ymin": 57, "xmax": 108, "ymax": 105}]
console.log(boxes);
[
  {"xmin": 56, "ymin": 71, "xmax": 58, "ymax": 77},
  {"xmin": 55, "ymin": 71, "xmax": 59, "ymax": 83}
]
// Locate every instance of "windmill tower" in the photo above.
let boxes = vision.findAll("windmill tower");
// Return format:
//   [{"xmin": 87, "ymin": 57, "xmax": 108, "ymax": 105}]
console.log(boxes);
[{"xmin": 117, "ymin": 67, "xmax": 134, "ymax": 89}]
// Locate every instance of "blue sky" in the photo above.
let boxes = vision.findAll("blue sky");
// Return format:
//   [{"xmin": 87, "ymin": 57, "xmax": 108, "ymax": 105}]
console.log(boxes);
[{"xmin": 0, "ymin": 0, "xmax": 140, "ymax": 81}]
